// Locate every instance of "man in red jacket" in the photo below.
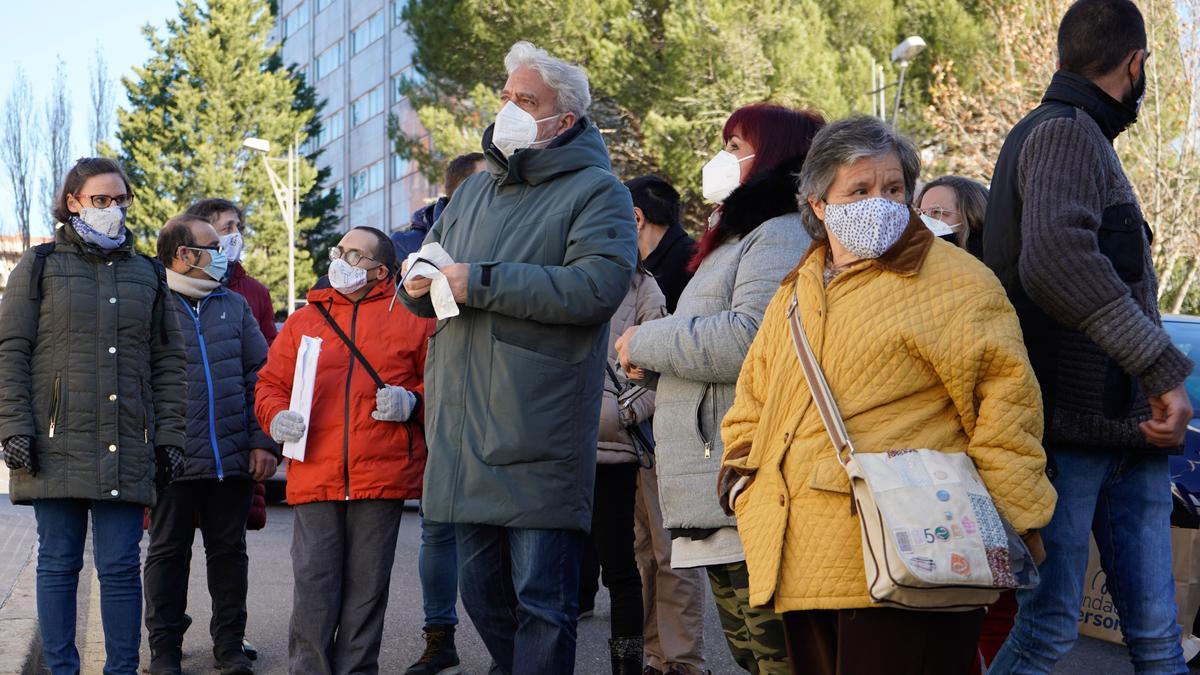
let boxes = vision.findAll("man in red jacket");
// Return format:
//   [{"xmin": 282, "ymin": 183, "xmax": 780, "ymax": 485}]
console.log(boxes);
[
  {"xmin": 186, "ymin": 199, "xmax": 278, "ymax": 345},
  {"xmin": 256, "ymin": 226, "xmax": 436, "ymax": 675}
]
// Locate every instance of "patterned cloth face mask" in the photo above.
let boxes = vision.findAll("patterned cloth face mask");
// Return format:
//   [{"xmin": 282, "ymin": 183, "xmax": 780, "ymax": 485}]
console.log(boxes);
[{"xmin": 822, "ymin": 197, "xmax": 910, "ymax": 259}]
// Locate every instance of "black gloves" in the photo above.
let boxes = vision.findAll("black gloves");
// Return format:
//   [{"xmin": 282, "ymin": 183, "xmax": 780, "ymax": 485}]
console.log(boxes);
[
  {"xmin": 2, "ymin": 435, "xmax": 37, "ymax": 475},
  {"xmin": 155, "ymin": 445, "xmax": 186, "ymax": 487}
]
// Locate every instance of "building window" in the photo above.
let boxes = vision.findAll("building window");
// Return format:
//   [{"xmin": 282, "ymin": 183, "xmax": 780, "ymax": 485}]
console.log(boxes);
[
  {"xmin": 391, "ymin": 65, "xmax": 425, "ymax": 103},
  {"xmin": 351, "ymin": 87, "xmax": 385, "ymax": 127},
  {"xmin": 391, "ymin": 152, "xmax": 412, "ymax": 180},
  {"xmin": 316, "ymin": 0, "xmax": 336, "ymax": 12},
  {"xmin": 394, "ymin": 188, "xmax": 411, "ymax": 222},
  {"xmin": 350, "ymin": 13, "xmax": 385, "ymax": 55},
  {"xmin": 392, "ymin": 0, "xmax": 405, "ymax": 26},
  {"xmin": 350, "ymin": 162, "xmax": 384, "ymax": 201},
  {"xmin": 284, "ymin": 2, "xmax": 309, "ymax": 36},
  {"xmin": 315, "ymin": 41, "xmax": 343, "ymax": 80},
  {"xmin": 317, "ymin": 109, "xmax": 344, "ymax": 147}
]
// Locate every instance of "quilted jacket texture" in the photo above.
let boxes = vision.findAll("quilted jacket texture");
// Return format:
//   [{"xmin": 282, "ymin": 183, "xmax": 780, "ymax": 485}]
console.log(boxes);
[
  {"xmin": 0, "ymin": 224, "xmax": 186, "ymax": 507},
  {"xmin": 721, "ymin": 214, "xmax": 1057, "ymax": 612},
  {"xmin": 168, "ymin": 287, "xmax": 275, "ymax": 482}
]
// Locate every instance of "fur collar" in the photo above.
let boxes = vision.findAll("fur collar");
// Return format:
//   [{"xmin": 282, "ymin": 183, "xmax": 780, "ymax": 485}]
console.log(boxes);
[{"xmin": 716, "ymin": 154, "xmax": 806, "ymax": 239}]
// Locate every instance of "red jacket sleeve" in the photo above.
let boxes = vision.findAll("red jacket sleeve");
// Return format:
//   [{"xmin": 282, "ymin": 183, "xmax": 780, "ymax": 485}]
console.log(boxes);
[{"xmin": 254, "ymin": 313, "xmax": 300, "ymax": 434}]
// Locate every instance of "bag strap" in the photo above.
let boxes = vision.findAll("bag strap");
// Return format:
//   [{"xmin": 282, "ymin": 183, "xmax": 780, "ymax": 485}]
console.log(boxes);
[
  {"xmin": 314, "ymin": 301, "xmax": 385, "ymax": 390},
  {"xmin": 786, "ymin": 288, "xmax": 855, "ymax": 464},
  {"xmin": 27, "ymin": 242, "xmax": 56, "ymax": 301}
]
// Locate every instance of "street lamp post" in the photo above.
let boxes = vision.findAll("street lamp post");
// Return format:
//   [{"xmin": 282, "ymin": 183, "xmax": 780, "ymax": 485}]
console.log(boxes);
[
  {"xmin": 244, "ymin": 135, "xmax": 300, "ymax": 315},
  {"xmin": 890, "ymin": 36, "xmax": 927, "ymax": 128}
]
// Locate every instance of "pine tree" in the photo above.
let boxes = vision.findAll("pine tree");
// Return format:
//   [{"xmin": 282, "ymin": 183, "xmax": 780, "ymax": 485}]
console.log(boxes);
[
  {"xmin": 391, "ymin": 0, "xmax": 986, "ymax": 228},
  {"xmin": 118, "ymin": 0, "xmax": 329, "ymax": 311}
]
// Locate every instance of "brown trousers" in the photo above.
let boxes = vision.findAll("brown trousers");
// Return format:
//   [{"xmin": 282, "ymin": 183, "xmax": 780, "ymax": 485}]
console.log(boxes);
[
  {"xmin": 782, "ymin": 607, "xmax": 985, "ymax": 675},
  {"xmin": 634, "ymin": 463, "xmax": 708, "ymax": 672}
]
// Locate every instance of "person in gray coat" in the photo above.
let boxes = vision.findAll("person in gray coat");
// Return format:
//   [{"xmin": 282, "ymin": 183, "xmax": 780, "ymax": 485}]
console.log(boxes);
[
  {"xmin": 143, "ymin": 215, "xmax": 278, "ymax": 675},
  {"xmin": 399, "ymin": 41, "xmax": 637, "ymax": 675},
  {"xmin": 616, "ymin": 104, "xmax": 824, "ymax": 674},
  {"xmin": 0, "ymin": 157, "xmax": 186, "ymax": 675}
]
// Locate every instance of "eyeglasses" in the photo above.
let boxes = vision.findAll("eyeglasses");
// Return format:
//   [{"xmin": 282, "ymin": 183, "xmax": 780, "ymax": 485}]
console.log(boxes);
[
  {"xmin": 916, "ymin": 206, "xmax": 958, "ymax": 222},
  {"xmin": 329, "ymin": 246, "xmax": 378, "ymax": 266},
  {"xmin": 184, "ymin": 243, "xmax": 224, "ymax": 255},
  {"xmin": 75, "ymin": 193, "xmax": 135, "ymax": 209}
]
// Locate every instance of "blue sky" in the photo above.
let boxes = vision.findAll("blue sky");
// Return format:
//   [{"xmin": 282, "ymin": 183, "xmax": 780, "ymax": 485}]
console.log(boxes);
[{"xmin": 0, "ymin": 1, "xmax": 178, "ymax": 235}]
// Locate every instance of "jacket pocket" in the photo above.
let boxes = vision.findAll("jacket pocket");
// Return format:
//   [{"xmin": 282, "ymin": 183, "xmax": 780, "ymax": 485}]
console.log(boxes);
[
  {"xmin": 1098, "ymin": 203, "xmax": 1147, "ymax": 284},
  {"xmin": 47, "ymin": 371, "xmax": 62, "ymax": 438},
  {"xmin": 482, "ymin": 336, "xmax": 577, "ymax": 465},
  {"xmin": 809, "ymin": 454, "xmax": 851, "ymax": 495}
]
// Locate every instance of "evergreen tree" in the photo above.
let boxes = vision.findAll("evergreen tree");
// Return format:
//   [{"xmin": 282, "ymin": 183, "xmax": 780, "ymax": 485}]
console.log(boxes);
[
  {"xmin": 118, "ymin": 0, "xmax": 328, "ymax": 311},
  {"xmin": 392, "ymin": 0, "xmax": 985, "ymax": 228}
]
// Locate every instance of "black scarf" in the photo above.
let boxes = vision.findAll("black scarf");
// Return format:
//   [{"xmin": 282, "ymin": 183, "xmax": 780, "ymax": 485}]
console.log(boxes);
[
  {"xmin": 1042, "ymin": 70, "xmax": 1138, "ymax": 141},
  {"xmin": 714, "ymin": 154, "xmax": 806, "ymax": 242}
]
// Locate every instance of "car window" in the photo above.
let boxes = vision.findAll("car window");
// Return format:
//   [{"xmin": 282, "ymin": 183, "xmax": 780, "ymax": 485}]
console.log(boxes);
[{"xmin": 1164, "ymin": 319, "xmax": 1200, "ymax": 411}]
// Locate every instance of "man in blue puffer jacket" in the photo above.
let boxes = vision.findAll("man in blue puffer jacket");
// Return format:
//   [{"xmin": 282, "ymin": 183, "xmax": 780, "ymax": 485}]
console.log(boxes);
[{"xmin": 144, "ymin": 214, "xmax": 280, "ymax": 675}]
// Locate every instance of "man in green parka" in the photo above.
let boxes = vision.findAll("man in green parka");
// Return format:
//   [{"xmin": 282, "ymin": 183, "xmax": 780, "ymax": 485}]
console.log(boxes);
[{"xmin": 399, "ymin": 40, "xmax": 637, "ymax": 675}]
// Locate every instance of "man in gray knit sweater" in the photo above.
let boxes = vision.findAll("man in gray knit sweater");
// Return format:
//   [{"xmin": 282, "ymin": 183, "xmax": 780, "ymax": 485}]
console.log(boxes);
[{"xmin": 985, "ymin": 1, "xmax": 1194, "ymax": 673}]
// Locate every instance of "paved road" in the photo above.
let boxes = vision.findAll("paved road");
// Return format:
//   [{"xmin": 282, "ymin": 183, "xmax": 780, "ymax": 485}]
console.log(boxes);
[{"xmin": 0, "ymin": 466, "xmax": 1194, "ymax": 674}]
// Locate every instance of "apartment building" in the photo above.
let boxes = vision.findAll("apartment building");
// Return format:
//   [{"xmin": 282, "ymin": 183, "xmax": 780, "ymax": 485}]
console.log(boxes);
[{"xmin": 274, "ymin": 0, "xmax": 438, "ymax": 234}]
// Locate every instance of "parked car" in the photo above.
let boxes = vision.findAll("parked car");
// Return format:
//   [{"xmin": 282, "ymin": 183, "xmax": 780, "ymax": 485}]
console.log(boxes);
[{"xmin": 1162, "ymin": 315, "xmax": 1200, "ymax": 522}]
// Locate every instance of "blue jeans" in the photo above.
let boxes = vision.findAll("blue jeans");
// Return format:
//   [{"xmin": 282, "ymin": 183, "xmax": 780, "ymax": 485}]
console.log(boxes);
[
  {"xmin": 991, "ymin": 450, "xmax": 1185, "ymax": 675},
  {"xmin": 419, "ymin": 509, "xmax": 458, "ymax": 626},
  {"xmin": 456, "ymin": 524, "xmax": 584, "ymax": 675},
  {"xmin": 33, "ymin": 499, "xmax": 145, "ymax": 675}
]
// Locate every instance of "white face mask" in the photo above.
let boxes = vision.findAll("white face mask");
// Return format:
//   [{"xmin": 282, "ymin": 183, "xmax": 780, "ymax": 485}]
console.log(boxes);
[
  {"xmin": 823, "ymin": 197, "xmax": 910, "ymax": 259},
  {"xmin": 328, "ymin": 258, "xmax": 369, "ymax": 295},
  {"xmin": 701, "ymin": 150, "xmax": 755, "ymax": 203},
  {"xmin": 492, "ymin": 101, "xmax": 562, "ymax": 158},
  {"xmin": 919, "ymin": 213, "xmax": 961, "ymax": 238},
  {"xmin": 219, "ymin": 232, "xmax": 244, "ymax": 263},
  {"xmin": 80, "ymin": 206, "xmax": 126, "ymax": 238}
]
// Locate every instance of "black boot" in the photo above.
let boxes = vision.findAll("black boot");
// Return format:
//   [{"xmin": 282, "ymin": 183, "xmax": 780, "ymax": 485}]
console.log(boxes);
[
  {"xmin": 610, "ymin": 636, "xmax": 644, "ymax": 675},
  {"xmin": 403, "ymin": 624, "xmax": 462, "ymax": 675},
  {"xmin": 213, "ymin": 643, "xmax": 254, "ymax": 675},
  {"xmin": 148, "ymin": 643, "xmax": 182, "ymax": 675}
]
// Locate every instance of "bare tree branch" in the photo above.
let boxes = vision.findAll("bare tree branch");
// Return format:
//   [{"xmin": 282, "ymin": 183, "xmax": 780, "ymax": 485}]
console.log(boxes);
[
  {"xmin": 89, "ymin": 47, "xmax": 114, "ymax": 153},
  {"xmin": 1, "ymin": 68, "xmax": 41, "ymax": 250},
  {"xmin": 42, "ymin": 57, "xmax": 72, "ymax": 229}
]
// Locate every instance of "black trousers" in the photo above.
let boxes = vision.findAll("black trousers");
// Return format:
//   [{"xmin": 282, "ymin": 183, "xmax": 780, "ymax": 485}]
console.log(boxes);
[
  {"xmin": 586, "ymin": 462, "xmax": 644, "ymax": 639},
  {"xmin": 144, "ymin": 478, "xmax": 254, "ymax": 657}
]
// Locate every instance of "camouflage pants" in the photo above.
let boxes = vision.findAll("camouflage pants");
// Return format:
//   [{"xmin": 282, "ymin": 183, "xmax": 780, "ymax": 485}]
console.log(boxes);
[{"xmin": 706, "ymin": 561, "xmax": 789, "ymax": 674}]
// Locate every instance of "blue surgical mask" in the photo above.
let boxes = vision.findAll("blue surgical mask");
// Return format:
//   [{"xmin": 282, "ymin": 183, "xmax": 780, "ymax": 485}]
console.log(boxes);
[{"xmin": 187, "ymin": 247, "xmax": 229, "ymax": 281}]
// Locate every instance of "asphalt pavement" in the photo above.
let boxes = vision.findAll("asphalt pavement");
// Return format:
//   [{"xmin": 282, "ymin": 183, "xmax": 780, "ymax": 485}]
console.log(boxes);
[{"xmin": 0, "ymin": 464, "xmax": 1194, "ymax": 674}]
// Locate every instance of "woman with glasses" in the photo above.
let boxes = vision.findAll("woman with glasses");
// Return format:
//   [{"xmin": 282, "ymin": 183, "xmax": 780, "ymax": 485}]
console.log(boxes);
[
  {"xmin": 0, "ymin": 157, "xmax": 187, "ymax": 674},
  {"xmin": 916, "ymin": 175, "xmax": 989, "ymax": 257},
  {"xmin": 254, "ymin": 226, "xmax": 437, "ymax": 674}
]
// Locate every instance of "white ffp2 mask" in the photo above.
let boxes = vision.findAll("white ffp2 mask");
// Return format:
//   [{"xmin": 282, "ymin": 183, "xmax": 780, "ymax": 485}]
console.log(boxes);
[
  {"xmin": 701, "ymin": 151, "xmax": 755, "ymax": 203},
  {"xmin": 491, "ymin": 102, "xmax": 561, "ymax": 157}
]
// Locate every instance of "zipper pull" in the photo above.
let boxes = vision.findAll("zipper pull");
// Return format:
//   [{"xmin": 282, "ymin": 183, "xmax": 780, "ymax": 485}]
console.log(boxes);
[
  {"xmin": 704, "ymin": 441, "xmax": 712, "ymax": 459},
  {"xmin": 48, "ymin": 422, "xmax": 55, "ymax": 439},
  {"xmin": 144, "ymin": 427, "xmax": 148, "ymax": 443}
]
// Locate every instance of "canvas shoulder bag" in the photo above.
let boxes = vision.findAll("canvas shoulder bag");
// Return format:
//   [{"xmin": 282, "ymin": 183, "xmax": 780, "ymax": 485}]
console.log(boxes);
[{"xmin": 785, "ymin": 289, "xmax": 1040, "ymax": 610}]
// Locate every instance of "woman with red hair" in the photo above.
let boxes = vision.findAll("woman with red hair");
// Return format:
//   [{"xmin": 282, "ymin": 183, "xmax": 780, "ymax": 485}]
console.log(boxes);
[{"xmin": 617, "ymin": 103, "xmax": 824, "ymax": 673}]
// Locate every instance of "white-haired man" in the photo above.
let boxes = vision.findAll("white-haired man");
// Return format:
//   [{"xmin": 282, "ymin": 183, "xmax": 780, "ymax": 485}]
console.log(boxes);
[{"xmin": 399, "ymin": 42, "xmax": 637, "ymax": 674}]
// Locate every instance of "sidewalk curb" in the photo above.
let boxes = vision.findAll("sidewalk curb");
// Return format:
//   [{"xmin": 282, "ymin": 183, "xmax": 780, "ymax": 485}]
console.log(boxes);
[{"xmin": 0, "ymin": 540, "xmax": 43, "ymax": 675}]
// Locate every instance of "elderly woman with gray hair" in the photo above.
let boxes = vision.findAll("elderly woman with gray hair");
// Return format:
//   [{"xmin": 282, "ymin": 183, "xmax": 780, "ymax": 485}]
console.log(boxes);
[{"xmin": 717, "ymin": 116, "xmax": 1057, "ymax": 675}]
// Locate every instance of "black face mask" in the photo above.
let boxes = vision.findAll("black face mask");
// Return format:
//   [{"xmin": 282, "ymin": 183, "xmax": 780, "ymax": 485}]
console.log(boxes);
[{"xmin": 1122, "ymin": 51, "xmax": 1148, "ymax": 115}]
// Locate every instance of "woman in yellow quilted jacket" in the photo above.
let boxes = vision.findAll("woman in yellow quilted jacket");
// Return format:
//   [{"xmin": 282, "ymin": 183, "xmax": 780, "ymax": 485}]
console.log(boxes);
[{"xmin": 718, "ymin": 115, "xmax": 1057, "ymax": 675}]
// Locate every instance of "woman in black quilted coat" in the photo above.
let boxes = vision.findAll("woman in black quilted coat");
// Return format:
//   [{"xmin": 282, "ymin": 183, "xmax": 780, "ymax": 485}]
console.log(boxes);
[{"xmin": 0, "ymin": 157, "xmax": 186, "ymax": 675}]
